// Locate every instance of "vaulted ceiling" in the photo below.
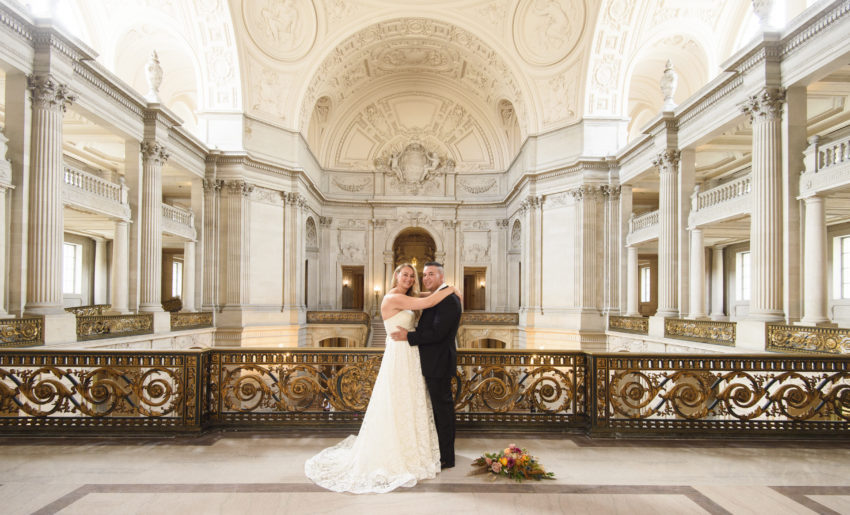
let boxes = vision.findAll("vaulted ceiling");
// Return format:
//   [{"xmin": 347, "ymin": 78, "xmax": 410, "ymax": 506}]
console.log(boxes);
[{"xmin": 59, "ymin": 0, "xmax": 776, "ymax": 172}]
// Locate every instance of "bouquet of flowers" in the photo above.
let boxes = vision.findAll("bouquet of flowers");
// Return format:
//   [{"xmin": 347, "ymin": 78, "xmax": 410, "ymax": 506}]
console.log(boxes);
[{"xmin": 471, "ymin": 443, "xmax": 555, "ymax": 482}]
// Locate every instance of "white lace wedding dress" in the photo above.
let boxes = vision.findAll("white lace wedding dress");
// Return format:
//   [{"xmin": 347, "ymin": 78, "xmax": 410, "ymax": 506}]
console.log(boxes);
[{"xmin": 304, "ymin": 309, "xmax": 441, "ymax": 493}]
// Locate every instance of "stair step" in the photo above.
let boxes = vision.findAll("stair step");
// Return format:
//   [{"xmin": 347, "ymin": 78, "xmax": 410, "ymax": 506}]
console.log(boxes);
[{"xmin": 370, "ymin": 319, "xmax": 387, "ymax": 347}]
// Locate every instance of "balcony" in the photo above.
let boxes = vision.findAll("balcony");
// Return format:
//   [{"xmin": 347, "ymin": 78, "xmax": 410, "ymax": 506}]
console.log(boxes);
[
  {"xmin": 161, "ymin": 203, "xmax": 195, "ymax": 240},
  {"xmin": 689, "ymin": 174, "xmax": 751, "ymax": 228},
  {"xmin": 800, "ymin": 126, "xmax": 850, "ymax": 196},
  {"xmin": 626, "ymin": 210, "xmax": 659, "ymax": 245},
  {"xmin": 63, "ymin": 164, "xmax": 130, "ymax": 220}
]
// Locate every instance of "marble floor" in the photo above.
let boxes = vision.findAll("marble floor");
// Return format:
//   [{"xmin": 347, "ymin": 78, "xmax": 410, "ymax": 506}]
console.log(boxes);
[{"xmin": 0, "ymin": 431, "xmax": 848, "ymax": 515}]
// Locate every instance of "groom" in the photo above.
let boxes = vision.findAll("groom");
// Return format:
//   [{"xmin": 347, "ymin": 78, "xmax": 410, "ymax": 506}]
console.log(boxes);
[{"xmin": 390, "ymin": 262, "xmax": 461, "ymax": 469}]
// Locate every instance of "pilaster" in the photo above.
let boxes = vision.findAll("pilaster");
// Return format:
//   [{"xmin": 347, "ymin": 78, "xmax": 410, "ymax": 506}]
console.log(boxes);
[
  {"xmin": 201, "ymin": 174, "xmax": 222, "ymax": 311},
  {"xmin": 689, "ymin": 228, "xmax": 707, "ymax": 319},
  {"xmin": 782, "ymin": 86, "xmax": 806, "ymax": 323},
  {"xmin": 222, "ymin": 180, "xmax": 253, "ymax": 309},
  {"xmin": 182, "ymin": 241, "xmax": 196, "ymax": 312},
  {"xmin": 110, "ymin": 220, "xmax": 129, "ymax": 313},
  {"xmin": 602, "ymin": 184, "xmax": 621, "ymax": 315},
  {"xmin": 626, "ymin": 245, "xmax": 639, "ymax": 316},
  {"xmin": 710, "ymin": 247, "xmax": 726, "ymax": 320}
]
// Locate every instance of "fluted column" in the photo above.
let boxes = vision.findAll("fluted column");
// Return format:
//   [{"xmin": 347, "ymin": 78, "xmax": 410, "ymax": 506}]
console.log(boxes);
[
  {"xmin": 182, "ymin": 241, "xmax": 196, "ymax": 312},
  {"xmin": 689, "ymin": 228, "xmax": 707, "ymax": 319},
  {"xmin": 618, "ymin": 185, "xmax": 633, "ymax": 314},
  {"xmin": 626, "ymin": 245, "xmax": 640, "ymax": 316},
  {"xmin": 201, "ymin": 178, "xmax": 221, "ymax": 310},
  {"xmin": 138, "ymin": 141, "xmax": 168, "ymax": 312},
  {"xmin": 742, "ymin": 88, "xmax": 785, "ymax": 321},
  {"xmin": 573, "ymin": 186, "xmax": 602, "ymax": 312},
  {"xmin": 223, "ymin": 181, "xmax": 252, "ymax": 308},
  {"xmin": 800, "ymin": 194, "xmax": 829, "ymax": 325},
  {"xmin": 282, "ymin": 192, "xmax": 305, "ymax": 310},
  {"xmin": 602, "ymin": 185, "xmax": 621, "ymax": 314},
  {"xmin": 654, "ymin": 149, "xmax": 680, "ymax": 317},
  {"xmin": 110, "ymin": 220, "xmax": 129, "ymax": 313},
  {"xmin": 520, "ymin": 195, "xmax": 543, "ymax": 313},
  {"xmin": 25, "ymin": 75, "xmax": 75, "ymax": 315},
  {"xmin": 710, "ymin": 247, "xmax": 726, "ymax": 320}
]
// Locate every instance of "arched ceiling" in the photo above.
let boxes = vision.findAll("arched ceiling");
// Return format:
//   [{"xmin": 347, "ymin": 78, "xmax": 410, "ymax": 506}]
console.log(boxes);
[{"xmin": 56, "ymin": 0, "xmax": 774, "ymax": 172}]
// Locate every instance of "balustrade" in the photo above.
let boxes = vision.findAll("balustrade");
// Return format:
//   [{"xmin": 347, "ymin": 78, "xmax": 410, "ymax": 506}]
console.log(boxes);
[
  {"xmin": 664, "ymin": 318, "xmax": 736, "ymax": 346},
  {"xmin": 0, "ymin": 318, "xmax": 43, "ymax": 348},
  {"xmin": 76, "ymin": 313, "xmax": 154, "ymax": 341},
  {"xmin": 63, "ymin": 165, "xmax": 125, "ymax": 204},
  {"xmin": 162, "ymin": 203, "xmax": 194, "ymax": 227},
  {"xmin": 171, "ymin": 312, "xmax": 213, "ymax": 331},
  {"xmin": 608, "ymin": 316, "xmax": 649, "ymax": 335},
  {"xmin": 630, "ymin": 210, "xmax": 659, "ymax": 232},
  {"xmin": 1, "ymin": 348, "xmax": 846, "ymax": 437},
  {"xmin": 767, "ymin": 324, "xmax": 850, "ymax": 354},
  {"xmin": 696, "ymin": 176, "xmax": 751, "ymax": 210}
]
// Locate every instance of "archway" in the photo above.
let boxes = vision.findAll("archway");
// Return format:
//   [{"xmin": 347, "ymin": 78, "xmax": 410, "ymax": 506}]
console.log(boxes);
[{"xmin": 393, "ymin": 228, "xmax": 436, "ymax": 281}]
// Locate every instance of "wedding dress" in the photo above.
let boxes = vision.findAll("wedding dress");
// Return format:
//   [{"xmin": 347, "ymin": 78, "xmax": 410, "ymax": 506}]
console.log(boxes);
[{"xmin": 304, "ymin": 310, "xmax": 441, "ymax": 493}]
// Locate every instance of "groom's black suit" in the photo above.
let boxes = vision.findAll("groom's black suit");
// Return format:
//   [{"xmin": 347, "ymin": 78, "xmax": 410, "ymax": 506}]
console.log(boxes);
[{"xmin": 407, "ymin": 289, "xmax": 461, "ymax": 467}]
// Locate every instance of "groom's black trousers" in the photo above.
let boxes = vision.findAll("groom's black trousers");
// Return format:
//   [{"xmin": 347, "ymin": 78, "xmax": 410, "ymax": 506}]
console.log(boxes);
[{"xmin": 425, "ymin": 375, "xmax": 455, "ymax": 465}]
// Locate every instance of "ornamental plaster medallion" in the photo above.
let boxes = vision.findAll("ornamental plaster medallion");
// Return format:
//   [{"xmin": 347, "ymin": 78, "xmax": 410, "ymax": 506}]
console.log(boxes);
[
  {"xmin": 513, "ymin": 0, "xmax": 586, "ymax": 66},
  {"xmin": 243, "ymin": 0, "xmax": 317, "ymax": 62}
]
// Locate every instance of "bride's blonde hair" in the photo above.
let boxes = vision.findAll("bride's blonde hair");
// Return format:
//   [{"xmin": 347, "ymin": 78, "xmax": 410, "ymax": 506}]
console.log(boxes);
[
  {"xmin": 390, "ymin": 263, "xmax": 422, "ymax": 320},
  {"xmin": 390, "ymin": 263, "xmax": 421, "ymax": 297}
]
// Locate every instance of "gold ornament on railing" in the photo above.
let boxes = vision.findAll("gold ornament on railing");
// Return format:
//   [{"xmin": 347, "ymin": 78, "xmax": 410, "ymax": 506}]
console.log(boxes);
[
  {"xmin": 0, "ymin": 318, "xmax": 43, "ymax": 347},
  {"xmin": 608, "ymin": 316, "xmax": 649, "ymax": 334},
  {"xmin": 767, "ymin": 324, "xmax": 850, "ymax": 354},
  {"xmin": 664, "ymin": 318, "xmax": 735, "ymax": 346}
]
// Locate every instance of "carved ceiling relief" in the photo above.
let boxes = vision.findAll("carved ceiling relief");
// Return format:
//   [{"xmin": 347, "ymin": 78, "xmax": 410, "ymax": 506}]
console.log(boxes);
[
  {"xmin": 460, "ymin": 230, "xmax": 491, "ymax": 264},
  {"xmin": 375, "ymin": 142, "xmax": 454, "ymax": 196},
  {"xmin": 513, "ymin": 0, "xmax": 586, "ymax": 66},
  {"xmin": 540, "ymin": 74, "xmax": 579, "ymax": 126},
  {"xmin": 242, "ymin": 0, "xmax": 317, "ymax": 61},
  {"xmin": 333, "ymin": 94, "xmax": 496, "ymax": 172},
  {"xmin": 337, "ymin": 229, "xmax": 366, "ymax": 263},
  {"xmin": 586, "ymin": 0, "xmax": 637, "ymax": 115},
  {"xmin": 249, "ymin": 60, "xmax": 290, "ymax": 120},
  {"xmin": 300, "ymin": 18, "xmax": 528, "ymax": 135}
]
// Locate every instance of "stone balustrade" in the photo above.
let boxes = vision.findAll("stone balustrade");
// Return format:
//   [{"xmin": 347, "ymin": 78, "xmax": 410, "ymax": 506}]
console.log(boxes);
[
  {"xmin": 801, "ymin": 127, "xmax": 850, "ymax": 196},
  {"xmin": 696, "ymin": 175, "xmax": 751, "ymax": 210},
  {"xmin": 161, "ymin": 203, "xmax": 195, "ymax": 240},
  {"xmin": 630, "ymin": 210, "xmax": 659, "ymax": 232},
  {"xmin": 62, "ymin": 164, "xmax": 130, "ymax": 220}
]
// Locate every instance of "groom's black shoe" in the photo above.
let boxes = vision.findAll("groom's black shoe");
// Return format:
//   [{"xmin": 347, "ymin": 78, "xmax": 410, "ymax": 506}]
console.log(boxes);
[{"xmin": 440, "ymin": 462, "xmax": 455, "ymax": 470}]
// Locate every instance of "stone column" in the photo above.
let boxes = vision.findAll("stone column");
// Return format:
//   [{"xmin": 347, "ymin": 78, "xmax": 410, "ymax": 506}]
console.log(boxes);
[
  {"xmin": 619, "ymin": 185, "xmax": 633, "ymax": 314},
  {"xmin": 5, "ymin": 73, "xmax": 32, "ymax": 316},
  {"xmin": 222, "ymin": 181, "xmax": 252, "ymax": 308},
  {"xmin": 572, "ymin": 186, "xmax": 602, "ymax": 313},
  {"xmin": 282, "ymin": 192, "xmax": 305, "ymax": 312},
  {"xmin": 93, "ymin": 238, "xmax": 107, "ymax": 304},
  {"xmin": 626, "ymin": 245, "xmax": 640, "ymax": 316},
  {"xmin": 678, "ymin": 149, "xmax": 695, "ymax": 317},
  {"xmin": 24, "ymin": 75, "xmax": 75, "ymax": 316},
  {"xmin": 710, "ymin": 247, "xmax": 726, "ymax": 320},
  {"xmin": 182, "ymin": 240, "xmax": 196, "ymax": 312},
  {"xmin": 654, "ymin": 149, "xmax": 680, "ymax": 317},
  {"xmin": 602, "ymin": 184, "xmax": 621, "ymax": 315},
  {"xmin": 689, "ymin": 228, "xmax": 707, "ymax": 319},
  {"xmin": 741, "ymin": 88, "xmax": 785, "ymax": 321},
  {"xmin": 800, "ymin": 194, "xmax": 829, "ymax": 325},
  {"xmin": 138, "ymin": 141, "xmax": 168, "ymax": 312},
  {"xmin": 201, "ymin": 177, "xmax": 221, "ymax": 311},
  {"xmin": 110, "ymin": 220, "xmax": 129, "ymax": 313},
  {"xmin": 521, "ymin": 195, "xmax": 543, "ymax": 316},
  {"xmin": 783, "ymin": 86, "xmax": 806, "ymax": 322},
  {"xmin": 0, "ymin": 130, "xmax": 12, "ymax": 317}
]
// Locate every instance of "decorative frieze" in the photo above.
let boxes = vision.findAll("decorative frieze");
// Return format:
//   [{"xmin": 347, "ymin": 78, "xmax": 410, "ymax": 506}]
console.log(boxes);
[
  {"xmin": 457, "ymin": 178, "xmax": 497, "ymax": 194},
  {"xmin": 332, "ymin": 177, "xmax": 372, "ymax": 192},
  {"xmin": 251, "ymin": 185, "xmax": 283, "ymax": 205}
]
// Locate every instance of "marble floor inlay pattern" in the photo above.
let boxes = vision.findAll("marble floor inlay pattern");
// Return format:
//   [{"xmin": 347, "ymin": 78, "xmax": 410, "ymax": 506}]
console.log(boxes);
[{"xmin": 0, "ymin": 432, "xmax": 848, "ymax": 514}]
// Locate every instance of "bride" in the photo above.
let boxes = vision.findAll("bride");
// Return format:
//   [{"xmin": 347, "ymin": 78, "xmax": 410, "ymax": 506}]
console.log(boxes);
[{"xmin": 304, "ymin": 263, "xmax": 459, "ymax": 494}]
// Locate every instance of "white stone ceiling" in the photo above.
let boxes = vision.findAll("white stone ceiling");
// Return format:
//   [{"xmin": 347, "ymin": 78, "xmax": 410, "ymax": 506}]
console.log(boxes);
[{"xmin": 59, "ymin": 0, "xmax": 787, "ymax": 173}]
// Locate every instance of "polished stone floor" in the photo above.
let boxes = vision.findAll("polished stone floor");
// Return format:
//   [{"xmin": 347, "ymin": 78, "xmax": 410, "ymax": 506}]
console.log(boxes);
[{"xmin": 1, "ymin": 431, "xmax": 848, "ymax": 514}]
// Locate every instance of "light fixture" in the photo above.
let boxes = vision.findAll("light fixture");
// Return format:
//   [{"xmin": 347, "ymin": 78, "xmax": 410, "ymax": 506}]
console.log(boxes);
[
  {"xmin": 343, "ymin": 279, "xmax": 349, "ymax": 287},
  {"xmin": 479, "ymin": 280, "xmax": 486, "ymax": 288},
  {"xmin": 374, "ymin": 285, "xmax": 381, "ymax": 293}
]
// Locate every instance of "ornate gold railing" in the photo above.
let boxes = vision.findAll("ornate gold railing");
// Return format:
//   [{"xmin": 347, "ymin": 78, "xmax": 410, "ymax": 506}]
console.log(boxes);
[
  {"xmin": 767, "ymin": 324, "xmax": 850, "ymax": 354},
  {"xmin": 0, "ymin": 350, "xmax": 201, "ymax": 432},
  {"xmin": 171, "ymin": 312, "xmax": 214, "ymax": 331},
  {"xmin": 664, "ymin": 318, "xmax": 736, "ymax": 346},
  {"xmin": 77, "ymin": 314, "xmax": 154, "ymax": 341},
  {"xmin": 0, "ymin": 318, "xmax": 43, "ymax": 348},
  {"xmin": 65, "ymin": 304, "xmax": 110, "ymax": 316},
  {"xmin": 592, "ymin": 353, "xmax": 850, "ymax": 436},
  {"xmin": 1, "ymin": 349, "xmax": 847, "ymax": 436},
  {"xmin": 460, "ymin": 312, "xmax": 520, "ymax": 325},
  {"xmin": 306, "ymin": 311, "xmax": 371, "ymax": 325},
  {"xmin": 608, "ymin": 316, "xmax": 649, "ymax": 335}
]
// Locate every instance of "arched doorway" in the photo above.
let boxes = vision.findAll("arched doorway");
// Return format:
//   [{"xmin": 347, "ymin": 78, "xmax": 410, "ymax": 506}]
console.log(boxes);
[{"xmin": 393, "ymin": 228, "xmax": 436, "ymax": 284}]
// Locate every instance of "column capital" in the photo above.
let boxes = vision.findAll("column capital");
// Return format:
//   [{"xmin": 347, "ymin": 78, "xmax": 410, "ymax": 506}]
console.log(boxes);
[
  {"xmin": 319, "ymin": 216, "xmax": 334, "ymax": 226},
  {"xmin": 225, "ymin": 180, "xmax": 254, "ymax": 197},
  {"xmin": 284, "ymin": 191, "xmax": 306, "ymax": 207},
  {"xmin": 601, "ymin": 184, "xmax": 621, "ymax": 200},
  {"xmin": 652, "ymin": 149, "xmax": 681, "ymax": 172},
  {"xmin": 202, "ymin": 178, "xmax": 223, "ymax": 193},
  {"xmin": 741, "ymin": 87, "xmax": 786, "ymax": 122},
  {"xmin": 27, "ymin": 74, "xmax": 76, "ymax": 112},
  {"xmin": 140, "ymin": 141, "xmax": 170, "ymax": 165},
  {"xmin": 496, "ymin": 218, "xmax": 510, "ymax": 228},
  {"xmin": 520, "ymin": 195, "xmax": 544, "ymax": 213}
]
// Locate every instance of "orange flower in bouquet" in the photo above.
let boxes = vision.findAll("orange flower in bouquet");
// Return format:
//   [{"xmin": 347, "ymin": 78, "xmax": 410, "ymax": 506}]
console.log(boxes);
[{"xmin": 471, "ymin": 443, "xmax": 555, "ymax": 482}]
